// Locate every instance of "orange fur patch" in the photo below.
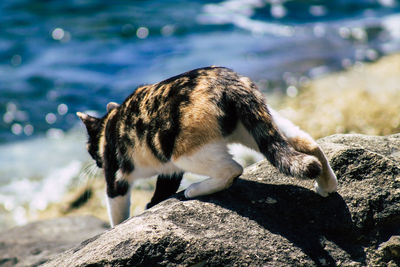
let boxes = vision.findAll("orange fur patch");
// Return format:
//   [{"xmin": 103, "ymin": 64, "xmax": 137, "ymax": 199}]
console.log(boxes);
[
  {"xmin": 173, "ymin": 83, "xmax": 222, "ymax": 159},
  {"xmin": 288, "ymin": 136, "xmax": 319, "ymax": 155}
]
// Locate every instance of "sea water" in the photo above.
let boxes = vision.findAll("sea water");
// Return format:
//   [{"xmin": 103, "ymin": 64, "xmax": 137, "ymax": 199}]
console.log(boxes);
[{"xmin": 1, "ymin": 0, "xmax": 400, "ymax": 229}]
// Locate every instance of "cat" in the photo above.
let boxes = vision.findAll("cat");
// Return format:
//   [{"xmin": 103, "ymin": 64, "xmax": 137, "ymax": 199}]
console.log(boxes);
[{"xmin": 77, "ymin": 66, "xmax": 338, "ymax": 227}]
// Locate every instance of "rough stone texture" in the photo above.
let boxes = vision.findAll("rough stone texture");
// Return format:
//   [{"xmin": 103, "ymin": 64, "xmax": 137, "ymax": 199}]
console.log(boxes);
[
  {"xmin": 36, "ymin": 134, "xmax": 400, "ymax": 266},
  {"xmin": 0, "ymin": 216, "xmax": 108, "ymax": 267},
  {"xmin": 379, "ymin": 236, "xmax": 400, "ymax": 261}
]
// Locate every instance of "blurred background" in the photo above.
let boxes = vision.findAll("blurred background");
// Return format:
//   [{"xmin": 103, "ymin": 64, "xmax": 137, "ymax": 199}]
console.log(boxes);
[{"xmin": 1, "ymin": 0, "xmax": 400, "ymax": 230}]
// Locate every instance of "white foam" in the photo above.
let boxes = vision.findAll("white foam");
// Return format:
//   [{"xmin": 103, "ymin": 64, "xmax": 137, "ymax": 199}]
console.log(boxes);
[
  {"xmin": 0, "ymin": 127, "xmax": 89, "ymax": 226},
  {"xmin": 382, "ymin": 14, "xmax": 400, "ymax": 40},
  {"xmin": 198, "ymin": 0, "xmax": 294, "ymax": 37}
]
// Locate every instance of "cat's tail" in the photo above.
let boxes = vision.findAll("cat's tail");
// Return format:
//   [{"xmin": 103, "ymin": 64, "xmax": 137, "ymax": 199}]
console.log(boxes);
[{"xmin": 237, "ymin": 95, "xmax": 321, "ymax": 179}]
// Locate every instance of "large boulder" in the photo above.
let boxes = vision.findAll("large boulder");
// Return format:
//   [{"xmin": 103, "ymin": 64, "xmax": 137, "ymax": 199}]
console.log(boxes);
[
  {"xmin": 0, "ymin": 216, "xmax": 108, "ymax": 267},
  {"xmin": 41, "ymin": 134, "xmax": 400, "ymax": 266}
]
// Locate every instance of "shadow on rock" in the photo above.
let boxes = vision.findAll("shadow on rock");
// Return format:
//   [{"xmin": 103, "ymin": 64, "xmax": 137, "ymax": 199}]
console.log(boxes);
[{"xmin": 188, "ymin": 177, "xmax": 366, "ymax": 266}]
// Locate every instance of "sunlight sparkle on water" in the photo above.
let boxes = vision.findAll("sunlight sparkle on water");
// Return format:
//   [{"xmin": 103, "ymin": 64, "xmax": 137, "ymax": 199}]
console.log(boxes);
[
  {"xmin": 338, "ymin": 27, "xmax": 351, "ymax": 39},
  {"xmin": 3, "ymin": 112, "xmax": 13, "ymax": 123},
  {"xmin": 309, "ymin": 5, "xmax": 327, "ymax": 17},
  {"xmin": 57, "ymin": 103, "xmax": 68, "ymax": 115},
  {"xmin": 286, "ymin": 85, "xmax": 298, "ymax": 98},
  {"xmin": 271, "ymin": 4, "xmax": 287, "ymax": 19},
  {"xmin": 45, "ymin": 113, "xmax": 57, "ymax": 124},
  {"xmin": 7, "ymin": 102, "xmax": 17, "ymax": 112},
  {"xmin": 351, "ymin": 27, "xmax": 367, "ymax": 41},
  {"xmin": 366, "ymin": 49, "xmax": 378, "ymax": 60},
  {"xmin": 136, "ymin": 27, "xmax": 149, "ymax": 39},
  {"xmin": 52, "ymin": 28, "xmax": 65, "ymax": 40},
  {"xmin": 161, "ymin": 25, "xmax": 175, "ymax": 36},
  {"xmin": 378, "ymin": 0, "xmax": 396, "ymax": 7},
  {"xmin": 24, "ymin": 124, "xmax": 34, "ymax": 136},
  {"xmin": 11, "ymin": 123, "xmax": 22, "ymax": 135}
]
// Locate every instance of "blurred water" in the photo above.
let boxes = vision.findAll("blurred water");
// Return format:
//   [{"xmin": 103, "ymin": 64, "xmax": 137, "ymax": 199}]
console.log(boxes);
[{"xmin": 0, "ymin": 0, "xmax": 400, "ymax": 228}]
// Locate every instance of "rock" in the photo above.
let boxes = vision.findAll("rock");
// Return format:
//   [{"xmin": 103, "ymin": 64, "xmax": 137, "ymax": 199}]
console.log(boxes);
[
  {"xmin": 379, "ymin": 236, "xmax": 400, "ymax": 261},
  {"xmin": 41, "ymin": 134, "xmax": 400, "ymax": 266},
  {"xmin": 0, "ymin": 216, "xmax": 108, "ymax": 267}
]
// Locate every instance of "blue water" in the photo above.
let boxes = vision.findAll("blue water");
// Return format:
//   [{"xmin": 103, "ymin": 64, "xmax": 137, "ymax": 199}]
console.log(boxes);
[
  {"xmin": 0, "ymin": 0, "xmax": 400, "ymax": 228},
  {"xmin": 1, "ymin": 0, "xmax": 400, "ymax": 143}
]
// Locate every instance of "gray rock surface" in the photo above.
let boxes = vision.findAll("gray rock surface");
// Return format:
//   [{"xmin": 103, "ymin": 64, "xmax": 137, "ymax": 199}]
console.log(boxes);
[
  {"xmin": 379, "ymin": 235, "xmax": 400, "ymax": 261},
  {"xmin": 8, "ymin": 134, "xmax": 400, "ymax": 266},
  {"xmin": 0, "ymin": 216, "xmax": 108, "ymax": 267}
]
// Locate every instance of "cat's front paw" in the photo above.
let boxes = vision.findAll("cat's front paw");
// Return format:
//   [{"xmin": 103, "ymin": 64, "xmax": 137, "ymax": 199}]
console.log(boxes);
[
  {"xmin": 184, "ymin": 187, "xmax": 195, "ymax": 198},
  {"xmin": 183, "ymin": 181, "xmax": 203, "ymax": 198}
]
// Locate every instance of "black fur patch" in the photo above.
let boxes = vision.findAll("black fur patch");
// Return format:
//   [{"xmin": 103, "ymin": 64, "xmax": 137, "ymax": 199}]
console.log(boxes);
[
  {"xmin": 120, "ymin": 158, "xmax": 134, "ymax": 174},
  {"xmin": 144, "ymin": 74, "xmax": 194, "ymax": 161},
  {"xmin": 304, "ymin": 160, "xmax": 322, "ymax": 179},
  {"xmin": 158, "ymin": 127, "xmax": 178, "ymax": 160},
  {"xmin": 107, "ymin": 180, "xmax": 130, "ymax": 198},
  {"xmin": 128, "ymin": 99, "xmax": 140, "ymax": 115},
  {"xmin": 217, "ymin": 91, "xmax": 238, "ymax": 136},
  {"xmin": 124, "ymin": 87, "xmax": 148, "ymax": 116},
  {"xmin": 146, "ymin": 130, "xmax": 168, "ymax": 162},
  {"xmin": 84, "ymin": 117, "xmax": 103, "ymax": 168},
  {"xmin": 135, "ymin": 118, "xmax": 145, "ymax": 139},
  {"xmin": 159, "ymin": 88, "xmax": 190, "ymax": 159},
  {"xmin": 146, "ymin": 173, "xmax": 183, "ymax": 209},
  {"xmin": 148, "ymin": 96, "xmax": 160, "ymax": 115},
  {"xmin": 104, "ymin": 113, "xmax": 124, "ymax": 198},
  {"xmin": 120, "ymin": 133, "xmax": 134, "ymax": 147}
]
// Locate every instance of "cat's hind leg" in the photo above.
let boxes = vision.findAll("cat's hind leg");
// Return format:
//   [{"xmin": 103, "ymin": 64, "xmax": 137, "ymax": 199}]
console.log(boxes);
[
  {"xmin": 146, "ymin": 173, "xmax": 183, "ymax": 209},
  {"xmin": 269, "ymin": 108, "xmax": 338, "ymax": 197},
  {"xmin": 173, "ymin": 142, "xmax": 243, "ymax": 198}
]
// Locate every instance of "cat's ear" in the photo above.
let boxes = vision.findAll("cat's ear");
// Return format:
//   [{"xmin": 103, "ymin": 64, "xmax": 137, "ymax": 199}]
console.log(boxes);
[
  {"xmin": 76, "ymin": 112, "xmax": 101, "ymax": 135},
  {"xmin": 107, "ymin": 102, "xmax": 120, "ymax": 113}
]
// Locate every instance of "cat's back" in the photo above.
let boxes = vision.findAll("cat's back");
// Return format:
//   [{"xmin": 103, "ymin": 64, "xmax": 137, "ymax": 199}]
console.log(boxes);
[
  {"xmin": 142, "ymin": 66, "xmax": 252, "ymax": 97},
  {"xmin": 119, "ymin": 66, "xmax": 260, "ymax": 162}
]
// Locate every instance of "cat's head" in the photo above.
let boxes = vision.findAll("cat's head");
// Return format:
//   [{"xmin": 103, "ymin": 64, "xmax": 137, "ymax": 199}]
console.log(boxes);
[{"xmin": 77, "ymin": 102, "xmax": 120, "ymax": 168}]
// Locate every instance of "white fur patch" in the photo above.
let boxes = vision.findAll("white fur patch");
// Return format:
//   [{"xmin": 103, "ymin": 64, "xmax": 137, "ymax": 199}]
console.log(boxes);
[
  {"xmin": 269, "ymin": 107, "xmax": 312, "ymax": 140},
  {"xmin": 173, "ymin": 141, "xmax": 243, "ymax": 198},
  {"xmin": 226, "ymin": 122, "xmax": 259, "ymax": 151},
  {"xmin": 270, "ymin": 107, "xmax": 338, "ymax": 196},
  {"xmin": 106, "ymin": 193, "xmax": 131, "ymax": 227},
  {"xmin": 314, "ymin": 164, "xmax": 338, "ymax": 197}
]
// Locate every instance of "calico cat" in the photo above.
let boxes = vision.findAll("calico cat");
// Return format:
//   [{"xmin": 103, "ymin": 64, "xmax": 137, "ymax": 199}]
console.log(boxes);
[{"xmin": 77, "ymin": 66, "xmax": 337, "ymax": 227}]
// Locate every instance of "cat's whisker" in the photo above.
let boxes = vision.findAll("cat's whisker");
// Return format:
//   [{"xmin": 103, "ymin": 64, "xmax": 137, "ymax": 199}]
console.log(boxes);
[{"xmin": 78, "ymin": 161, "xmax": 100, "ymax": 185}]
